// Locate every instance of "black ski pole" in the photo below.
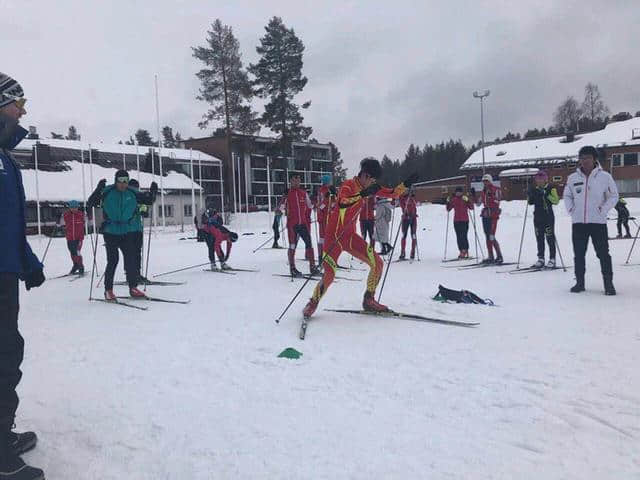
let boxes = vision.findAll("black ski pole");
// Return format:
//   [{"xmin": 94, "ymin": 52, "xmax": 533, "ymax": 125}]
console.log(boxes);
[
  {"xmin": 443, "ymin": 209, "xmax": 450, "ymax": 261},
  {"xmin": 624, "ymin": 222, "xmax": 640, "ymax": 264},
  {"xmin": 143, "ymin": 209, "xmax": 153, "ymax": 292},
  {"xmin": 153, "ymin": 262, "xmax": 211, "ymax": 278},
  {"xmin": 275, "ymin": 214, "xmax": 360, "ymax": 324},
  {"xmin": 88, "ymin": 232, "xmax": 99, "ymax": 301},
  {"xmin": 41, "ymin": 234, "xmax": 53, "ymax": 263},
  {"xmin": 516, "ymin": 201, "xmax": 529, "ymax": 270},
  {"xmin": 377, "ymin": 218, "xmax": 403, "ymax": 303}
]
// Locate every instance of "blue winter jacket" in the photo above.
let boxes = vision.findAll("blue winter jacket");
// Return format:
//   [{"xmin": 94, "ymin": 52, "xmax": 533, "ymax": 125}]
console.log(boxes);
[{"xmin": 0, "ymin": 126, "xmax": 43, "ymax": 277}]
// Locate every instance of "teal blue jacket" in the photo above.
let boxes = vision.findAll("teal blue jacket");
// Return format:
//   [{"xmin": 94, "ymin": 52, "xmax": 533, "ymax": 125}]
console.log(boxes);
[{"xmin": 88, "ymin": 184, "xmax": 155, "ymax": 235}]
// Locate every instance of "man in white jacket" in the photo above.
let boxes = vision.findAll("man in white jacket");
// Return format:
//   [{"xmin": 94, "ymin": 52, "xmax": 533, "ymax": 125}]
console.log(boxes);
[{"xmin": 564, "ymin": 145, "xmax": 619, "ymax": 295}]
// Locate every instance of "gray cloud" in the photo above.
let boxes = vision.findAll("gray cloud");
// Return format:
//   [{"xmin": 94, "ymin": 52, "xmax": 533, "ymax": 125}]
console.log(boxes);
[{"xmin": 2, "ymin": 0, "xmax": 639, "ymax": 173}]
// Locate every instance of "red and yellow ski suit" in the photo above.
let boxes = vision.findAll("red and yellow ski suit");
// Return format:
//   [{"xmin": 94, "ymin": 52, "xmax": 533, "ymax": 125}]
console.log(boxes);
[{"xmin": 309, "ymin": 177, "xmax": 407, "ymax": 303}]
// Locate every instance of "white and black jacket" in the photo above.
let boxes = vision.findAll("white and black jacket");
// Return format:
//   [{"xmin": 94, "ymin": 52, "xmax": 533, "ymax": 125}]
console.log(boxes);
[{"xmin": 564, "ymin": 166, "xmax": 619, "ymax": 224}]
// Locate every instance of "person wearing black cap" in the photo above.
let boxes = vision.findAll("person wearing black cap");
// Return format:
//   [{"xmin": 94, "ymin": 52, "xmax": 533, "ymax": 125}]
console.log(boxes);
[
  {"xmin": 564, "ymin": 145, "xmax": 618, "ymax": 295},
  {"xmin": 302, "ymin": 158, "xmax": 417, "ymax": 318},
  {"xmin": 0, "ymin": 71, "xmax": 45, "ymax": 480},
  {"xmin": 87, "ymin": 170, "xmax": 157, "ymax": 300}
]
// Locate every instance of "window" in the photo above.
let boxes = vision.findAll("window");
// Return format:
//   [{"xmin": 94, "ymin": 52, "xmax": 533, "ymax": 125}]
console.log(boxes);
[
  {"xmin": 552, "ymin": 176, "xmax": 563, "ymax": 183},
  {"xmin": 612, "ymin": 154, "xmax": 622, "ymax": 167},
  {"xmin": 158, "ymin": 205, "xmax": 174, "ymax": 218},
  {"xmin": 184, "ymin": 204, "xmax": 192, "ymax": 217},
  {"xmin": 623, "ymin": 153, "xmax": 638, "ymax": 166},
  {"xmin": 616, "ymin": 179, "xmax": 640, "ymax": 194}
]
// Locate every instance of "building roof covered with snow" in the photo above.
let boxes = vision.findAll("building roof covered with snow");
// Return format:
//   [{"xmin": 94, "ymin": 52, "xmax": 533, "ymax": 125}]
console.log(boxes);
[
  {"xmin": 21, "ymin": 161, "xmax": 202, "ymax": 203},
  {"xmin": 461, "ymin": 117, "xmax": 640, "ymax": 170}
]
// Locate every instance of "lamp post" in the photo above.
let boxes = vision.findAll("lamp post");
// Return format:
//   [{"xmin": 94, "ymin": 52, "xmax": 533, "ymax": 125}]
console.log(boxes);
[{"xmin": 473, "ymin": 90, "xmax": 490, "ymax": 175}]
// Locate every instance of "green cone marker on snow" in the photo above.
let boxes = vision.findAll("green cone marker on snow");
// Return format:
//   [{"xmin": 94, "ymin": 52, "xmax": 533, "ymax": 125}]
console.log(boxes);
[{"xmin": 278, "ymin": 348, "xmax": 303, "ymax": 359}]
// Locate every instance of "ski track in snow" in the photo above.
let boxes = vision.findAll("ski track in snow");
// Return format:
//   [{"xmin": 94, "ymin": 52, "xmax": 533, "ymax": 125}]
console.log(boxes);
[{"xmin": 16, "ymin": 200, "xmax": 640, "ymax": 479}]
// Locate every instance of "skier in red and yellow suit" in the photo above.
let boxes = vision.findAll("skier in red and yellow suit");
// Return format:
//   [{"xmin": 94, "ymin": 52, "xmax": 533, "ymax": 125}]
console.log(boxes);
[{"xmin": 303, "ymin": 159, "xmax": 417, "ymax": 318}]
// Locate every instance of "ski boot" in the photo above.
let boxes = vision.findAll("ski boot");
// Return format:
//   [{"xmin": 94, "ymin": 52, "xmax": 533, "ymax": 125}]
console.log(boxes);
[
  {"xmin": 616, "ymin": 233, "xmax": 622, "ymax": 238},
  {"xmin": 547, "ymin": 258, "xmax": 556, "ymax": 268},
  {"xmin": 0, "ymin": 432, "xmax": 44, "ymax": 480},
  {"xmin": 129, "ymin": 287, "xmax": 147, "ymax": 298},
  {"xmin": 209, "ymin": 262, "xmax": 219, "ymax": 271},
  {"xmin": 398, "ymin": 252, "xmax": 406, "ymax": 261},
  {"xmin": 77, "ymin": 265, "xmax": 85, "ymax": 275},
  {"xmin": 303, "ymin": 297, "xmax": 319, "ymax": 319},
  {"xmin": 272, "ymin": 241, "xmax": 280, "ymax": 249},
  {"xmin": 410, "ymin": 253, "xmax": 415, "ymax": 260},
  {"xmin": 458, "ymin": 251, "xmax": 465, "ymax": 259},
  {"xmin": 494, "ymin": 255, "xmax": 504, "ymax": 265},
  {"xmin": 104, "ymin": 289, "xmax": 117, "ymax": 301},
  {"xmin": 220, "ymin": 262, "xmax": 232, "ymax": 271},
  {"xmin": 290, "ymin": 267, "xmax": 303, "ymax": 278},
  {"xmin": 532, "ymin": 258, "xmax": 545, "ymax": 269},
  {"xmin": 363, "ymin": 292, "xmax": 389, "ymax": 312},
  {"xmin": 603, "ymin": 275, "xmax": 616, "ymax": 296},
  {"xmin": 624, "ymin": 233, "xmax": 632, "ymax": 239},
  {"xmin": 8, "ymin": 431, "xmax": 37, "ymax": 456},
  {"xmin": 481, "ymin": 257, "xmax": 495, "ymax": 264},
  {"xmin": 570, "ymin": 276, "xmax": 585, "ymax": 293},
  {"xmin": 69, "ymin": 264, "xmax": 79, "ymax": 275}
]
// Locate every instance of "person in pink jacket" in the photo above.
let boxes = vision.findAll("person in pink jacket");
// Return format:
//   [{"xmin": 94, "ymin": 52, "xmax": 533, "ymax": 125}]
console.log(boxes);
[
  {"xmin": 446, "ymin": 187, "xmax": 474, "ymax": 258},
  {"xmin": 59, "ymin": 200, "xmax": 86, "ymax": 274}
]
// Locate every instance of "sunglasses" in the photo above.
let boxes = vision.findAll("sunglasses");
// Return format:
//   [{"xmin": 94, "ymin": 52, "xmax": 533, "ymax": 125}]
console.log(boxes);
[
  {"xmin": 2, "ymin": 93, "xmax": 26, "ymax": 109},
  {"xmin": 117, "ymin": 177, "xmax": 130, "ymax": 184}
]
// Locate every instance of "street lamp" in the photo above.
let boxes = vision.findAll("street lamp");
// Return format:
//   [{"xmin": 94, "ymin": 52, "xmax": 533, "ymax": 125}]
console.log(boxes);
[{"xmin": 473, "ymin": 90, "xmax": 490, "ymax": 175}]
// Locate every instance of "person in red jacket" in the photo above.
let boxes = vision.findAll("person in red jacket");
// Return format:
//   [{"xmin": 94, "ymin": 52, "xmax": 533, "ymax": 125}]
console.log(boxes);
[
  {"xmin": 359, "ymin": 194, "xmax": 376, "ymax": 249},
  {"xmin": 202, "ymin": 213, "xmax": 238, "ymax": 271},
  {"xmin": 399, "ymin": 191, "xmax": 418, "ymax": 260},
  {"xmin": 59, "ymin": 200, "xmax": 86, "ymax": 274},
  {"xmin": 302, "ymin": 159, "xmax": 417, "ymax": 318},
  {"xmin": 284, "ymin": 173, "xmax": 316, "ymax": 276},
  {"xmin": 476, "ymin": 174, "xmax": 503, "ymax": 264},
  {"xmin": 446, "ymin": 187, "xmax": 474, "ymax": 258},
  {"xmin": 314, "ymin": 174, "xmax": 334, "ymax": 266}
]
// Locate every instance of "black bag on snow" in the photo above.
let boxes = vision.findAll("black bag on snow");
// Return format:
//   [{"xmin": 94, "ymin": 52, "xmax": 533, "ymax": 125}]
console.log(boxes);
[{"xmin": 433, "ymin": 284, "xmax": 494, "ymax": 305}]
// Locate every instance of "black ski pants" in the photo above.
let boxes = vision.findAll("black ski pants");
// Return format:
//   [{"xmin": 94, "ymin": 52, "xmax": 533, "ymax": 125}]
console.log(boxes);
[
  {"xmin": 572, "ymin": 223, "xmax": 612, "ymax": 280},
  {"xmin": 534, "ymin": 216, "xmax": 556, "ymax": 260},
  {"xmin": 617, "ymin": 216, "xmax": 630, "ymax": 236},
  {"xmin": 128, "ymin": 231, "xmax": 144, "ymax": 280},
  {"xmin": 453, "ymin": 221, "xmax": 469, "ymax": 251},
  {"xmin": 104, "ymin": 233, "xmax": 138, "ymax": 290},
  {"xmin": 0, "ymin": 273, "xmax": 22, "ymax": 429},
  {"xmin": 360, "ymin": 219, "xmax": 375, "ymax": 246}
]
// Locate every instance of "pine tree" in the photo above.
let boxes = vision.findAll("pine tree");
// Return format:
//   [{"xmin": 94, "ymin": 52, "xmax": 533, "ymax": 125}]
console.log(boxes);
[
  {"xmin": 134, "ymin": 129, "xmax": 155, "ymax": 146},
  {"xmin": 192, "ymin": 19, "xmax": 259, "ymax": 135},
  {"xmin": 66, "ymin": 125, "xmax": 80, "ymax": 140},
  {"xmin": 162, "ymin": 126, "xmax": 183, "ymax": 148},
  {"xmin": 250, "ymin": 16, "xmax": 312, "ymax": 151},
  {"xmin": 329, "ymin": 142, "xmax": 347, "ymax": 184}
]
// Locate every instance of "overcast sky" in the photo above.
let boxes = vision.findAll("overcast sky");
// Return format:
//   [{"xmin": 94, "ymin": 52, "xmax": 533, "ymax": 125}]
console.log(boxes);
[{"xmin": 3, "ymin": 0, "xmax": 639, "ymax": 173}]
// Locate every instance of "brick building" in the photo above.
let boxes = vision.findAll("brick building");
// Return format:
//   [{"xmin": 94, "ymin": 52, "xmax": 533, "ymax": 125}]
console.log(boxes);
[
  {"xmin": 184, "ymin": 132, "xmax": 333, "ymax": 212},
  {"xmin": 415, "ymin": 117, "xmax": 640, "ymax": 201}
]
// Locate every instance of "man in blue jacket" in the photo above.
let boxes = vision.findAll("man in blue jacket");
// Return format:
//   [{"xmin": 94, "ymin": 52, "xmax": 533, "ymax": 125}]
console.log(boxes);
[{"xmin": 0, "ymin": 73, "xmax": 45, "ymax": 479}]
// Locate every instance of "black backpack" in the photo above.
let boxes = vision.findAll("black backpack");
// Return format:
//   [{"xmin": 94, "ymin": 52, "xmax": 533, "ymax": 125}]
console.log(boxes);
[{"xmin": 433, "ymin": 284, "xmax": 494, "ymax": 306}]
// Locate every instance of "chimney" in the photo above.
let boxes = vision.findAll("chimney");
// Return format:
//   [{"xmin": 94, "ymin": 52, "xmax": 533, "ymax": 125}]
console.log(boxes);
[
  {"xmin": 27, "ymin": 125, "xmax": 39, "ymax": 139},
  {"xmin": 566, "ymin": 131, "xmax": 575, "ymax": 143}
]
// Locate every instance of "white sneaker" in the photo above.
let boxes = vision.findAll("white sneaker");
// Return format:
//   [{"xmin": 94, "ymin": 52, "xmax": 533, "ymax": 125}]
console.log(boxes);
[
  {"xmin": 533, "ymin": 258, "xmax": 545, "ymax": 268},
  {"xmin": 547, "ymin": 259, "xmax": 556, "ymax": 268}
]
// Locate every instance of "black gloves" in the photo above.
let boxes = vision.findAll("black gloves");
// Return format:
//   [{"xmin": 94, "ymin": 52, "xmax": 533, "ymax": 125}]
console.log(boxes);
[
  {"xmin": 360, "ymin": 183, "xmax": 382, "ymax": 197},
  {"xmin": 97, "ymin": 178, "xmax": 107, "ymax": 190},
  {"xmin": 329, "ymin": 185, "xmax": 337, "ymax": 196},
  {"xmin": 404, "ymin": 173, "xmax": 419, "ymax": 188},
  {"xmin": 25, "ymin": 269, "xmax": 45, "ymax": 291},
  {"xmin": 150, "ymin": 182, "xmax": 158, "ymax": 195}
]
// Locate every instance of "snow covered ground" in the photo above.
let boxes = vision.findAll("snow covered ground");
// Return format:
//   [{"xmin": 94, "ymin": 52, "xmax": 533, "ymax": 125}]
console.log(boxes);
[{"xmin": 17, "ymin": 199, "xmax": 640, "ymax": 479}]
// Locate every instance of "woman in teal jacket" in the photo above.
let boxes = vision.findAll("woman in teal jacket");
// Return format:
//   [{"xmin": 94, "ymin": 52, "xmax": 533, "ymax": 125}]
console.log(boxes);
[{"xmin": 87, "ymin": 170, "xmax": 156, "ymax": 299}]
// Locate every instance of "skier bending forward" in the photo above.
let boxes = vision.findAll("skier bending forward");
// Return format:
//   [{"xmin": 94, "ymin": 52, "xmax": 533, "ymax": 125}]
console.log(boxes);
[{"xmin": 303, "ymin": 159, "xmax": 417, "ymax": 318}]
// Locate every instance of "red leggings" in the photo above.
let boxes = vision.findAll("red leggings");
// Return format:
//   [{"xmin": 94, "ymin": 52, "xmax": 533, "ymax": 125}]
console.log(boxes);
[{"xmin": 310, "ymin": 231, "xmax": 383, "ymax": 303}]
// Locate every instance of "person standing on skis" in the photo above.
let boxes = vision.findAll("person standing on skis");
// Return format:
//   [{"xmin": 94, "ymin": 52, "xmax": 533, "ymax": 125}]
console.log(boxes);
[
  {"xmin": 564, "ymin": 145, "xmax": 618, "ymax": 295},
  {"xmin": 399, "ymin": 191, "xmax": 418, "ymax": 260},
  {"xmin": 374, "ymin": 197, "xmax": 393, "ymax": 255},
  {"xmin": 302, "ymin": 159, "xmax": 417, "ymax": 318},
  {"xmin": 314, "ymin": 174, "xmax": 334, "ymax": 264},
  {"xmin": 476, "ymin": 174, "xmax": 504, "ymax": 264},
  {"xmin": 126, "ymin": 178, "xmax": 152, "ymax": 283},
  {"xmin": 528, "ymin": 171, "xmax": 559, "ymax": 268},
  {"xmin": 614, "ymin": 198, "xmax": 632, "ymax": 238},
  {"xmin": 58, "ymin": 200, "xmax": 86, "ymax": 274},
  {"xmin": 446, "ymin": 187, "xmax": 473, "ymax": 259},
  {"xmin": 87, "ymin": 170, "xmax": 157, "ymax": 300},
  {"xmin": 284, "ymin": 173, "xmax": 316, "ymax": 276}
]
